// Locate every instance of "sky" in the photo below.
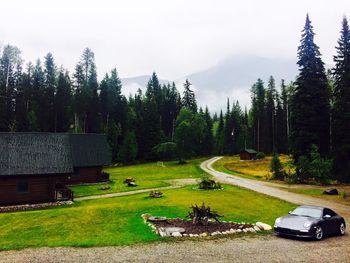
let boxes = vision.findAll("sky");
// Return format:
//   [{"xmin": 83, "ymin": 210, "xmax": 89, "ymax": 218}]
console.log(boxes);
[{"xmin": 0, "ymin": 0, "xmax": 349, "ymax": 83}]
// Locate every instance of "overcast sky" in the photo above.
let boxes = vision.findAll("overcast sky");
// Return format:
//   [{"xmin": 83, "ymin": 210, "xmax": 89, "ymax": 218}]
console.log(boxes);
[{"xmin": 0, "ymin": 0, "xmax": 349, "ymax": 80}]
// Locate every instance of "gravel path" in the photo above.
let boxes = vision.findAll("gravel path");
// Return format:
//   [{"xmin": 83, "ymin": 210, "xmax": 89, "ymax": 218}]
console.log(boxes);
[
  {"xmin": 1, "ymin": 158, "xmax": 349, "ymax": 262},
  {"xmin": 76, "ymin": 178, "xmax": 197, "ymax": 201}
]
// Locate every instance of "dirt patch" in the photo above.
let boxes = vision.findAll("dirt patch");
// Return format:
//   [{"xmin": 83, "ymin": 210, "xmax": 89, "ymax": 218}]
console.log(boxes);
[{"xmin": 153, "ymin": 218, "xmax": 254, "ymax": 235}]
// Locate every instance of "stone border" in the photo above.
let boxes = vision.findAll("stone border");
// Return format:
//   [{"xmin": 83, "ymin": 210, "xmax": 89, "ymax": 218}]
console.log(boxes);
[
  {"xmin": 0, "ymin": 201, "xmax": 74, "ymax": 213},
  {"xmin": 141, "ymin": 214, "xmax": 272, "ymax": 238}
]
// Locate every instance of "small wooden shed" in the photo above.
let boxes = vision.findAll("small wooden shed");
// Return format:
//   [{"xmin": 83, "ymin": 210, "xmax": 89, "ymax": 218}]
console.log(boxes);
[{"xmin": 240, "ymin": 149, "xmax": 257, "ymax": 160}]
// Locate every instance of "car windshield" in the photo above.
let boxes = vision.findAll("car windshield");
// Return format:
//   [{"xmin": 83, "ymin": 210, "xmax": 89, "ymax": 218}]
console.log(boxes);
[{"xmin": 291, "ymin": 207, "xmax": 322, "ymax": 218}]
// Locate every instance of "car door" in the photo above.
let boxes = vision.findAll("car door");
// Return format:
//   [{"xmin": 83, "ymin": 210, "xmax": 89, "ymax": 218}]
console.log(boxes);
[{"xmin": 322, "ymin": 208, "xmax": 337, "ymax": 234}]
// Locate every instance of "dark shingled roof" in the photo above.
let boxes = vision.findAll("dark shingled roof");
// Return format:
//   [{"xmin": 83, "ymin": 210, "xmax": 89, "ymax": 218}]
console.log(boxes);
[
  {"xmin": 0, "ymin": 133, "xmax": 111, "ymax": 176},
  {"xmin": 241, "ymin": 149, "xmax": 257, "ymax": 154}
]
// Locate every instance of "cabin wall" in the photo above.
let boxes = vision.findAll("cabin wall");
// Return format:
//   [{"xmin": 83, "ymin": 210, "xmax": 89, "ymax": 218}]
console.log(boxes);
[
  {"xmin": 0, "ymin": 175, "xmax": 62, "ymax": 205},
  {"xmin": 240, "ymin": 152, "xmax": 256, "ymax": 160},
  {"xmin": 62, "ymin": 167, "xmax": 103, "ymax": 185}
]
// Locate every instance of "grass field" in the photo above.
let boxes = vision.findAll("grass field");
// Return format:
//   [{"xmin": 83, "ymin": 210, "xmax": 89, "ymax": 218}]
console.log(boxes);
[
  {"xmin": 213, "ymin": 155, "xmax": 293, "ymax": 181},
  {"xmin": 280, "ymin": 186, "xmax": 350, "ymax": 205},
  {"xmin": 70, "ymin": 159, "xmax": 206, "ymax": 197},
  {"xmin": 0, "ymin": 184, "xmax": 295, "ymax": 250}
]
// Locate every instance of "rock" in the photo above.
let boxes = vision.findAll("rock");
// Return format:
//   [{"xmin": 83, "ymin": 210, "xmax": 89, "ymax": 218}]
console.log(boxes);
[
  {"xmin": 254, "ymin": 226, "xmax": 261, "ymax": 231},
  {"xmin": 323, "ymin": 188, "xmax": 339, "ymax": 195},
  {"xmin": 243, "ymin": 229, "xmax": 247, "ymax": 232},
  {"xmin": 236, "ymin": 229, "xmax": 242, "ymax": 233},
  {"xmin": 165, "ymin": 227, "xmax": 186, "ymax": 236},
  {"xmin": 183, "ymin": 234, "xmax": 188, "ymax": 237},
  {"xmin": 200, "ymin": 233, "xmax": 208, "ymax": 237},
  {"xmin": 211, "ymin": 232, "xmax": 217, "ymax": 236},
  {"xmin": 158, "ymin": 227, "xmax": 168, "ymax": 237},
  {"xmin": 147, "ymin": 216, "xmax": 167, "ymax": 222},
  {"xmin": 171, "ymin": 232, "xmax": 182, "ymax": 237},
  {"xmin": 189, "ymin": 234, "xmax": 194, "ymax": 237},
  {"xmin": 256, "ymin": 222, "xmax": 272, "ymax": 231}
]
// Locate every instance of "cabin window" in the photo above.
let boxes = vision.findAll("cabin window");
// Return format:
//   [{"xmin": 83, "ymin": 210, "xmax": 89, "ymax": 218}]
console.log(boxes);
[{"xmin": 17, "ymin": 181, "xmax": 29, "ymax": 193}]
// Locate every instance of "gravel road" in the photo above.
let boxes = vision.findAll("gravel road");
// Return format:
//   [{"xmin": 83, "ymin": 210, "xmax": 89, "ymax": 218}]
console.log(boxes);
[{"xmin": 1, "ymin": 157, "xmax": 349, "ymax": 263}]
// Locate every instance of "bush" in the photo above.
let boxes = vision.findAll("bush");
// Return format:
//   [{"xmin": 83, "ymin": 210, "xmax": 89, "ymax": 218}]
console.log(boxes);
[
  {"xmin": 149, "ymin": 191, "xmax": 163, "ymax": 198},
  {"xmin": 270, "ymin": 153, "xmax": 283, "ymax": 180},
  {"xmin": 198, "ymin": 174, "xmax": 222, "ymax": 190},
  {"xmin": 295, "ymin": 145, "xmax": 332, "ymax": 184},
  {"xmin": 187, "ymin": 203, "xmax": 222, "ymax": 225},
  {"xmin": 256, "ymin": 152, "xmax": 266, "ymax": 159}
]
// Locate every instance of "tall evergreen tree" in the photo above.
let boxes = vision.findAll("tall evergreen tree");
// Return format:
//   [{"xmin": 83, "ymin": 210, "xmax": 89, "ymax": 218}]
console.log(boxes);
[
  {"xmin": 43, "ymin": 53, "xmax": 56, "ymax": 131},
  {"xmin": 250, "ymin": 79, "xmax": 265, "ymax": 152},
  {"xmin": 182, "ymin": 79, "xmax": 197, "ymax": 113},
  {"xmin": 202, "ymin": 106, "xmax": 214, "ymax": 155},
  {"xmin": 32, "ymin": 59, "xmax": 45, "ymax": 132},
  {"xmin": 332, "ymin": 17, "xmax": 350, "ymax": 182},
  {"xmin": 0, "ymin": 45, "xmax": 21, "ymax": 131},
  {"xmin": 55, "ymin": 70, "xmax": 72, "ymax": 132},
  {"xmin": 265, "ymin": 76, "xmax": 276, "ymax": 153},
  {"xmin": 14, "ymin": 63, "xmax": 29, "ymax": 131},
  {"xmin": 215, "ymin": 110, "xmax": 225, "ymax": 154},
  {"xmin": 291, "ymin": 14, "xmax": 330, "ymax": 160}
]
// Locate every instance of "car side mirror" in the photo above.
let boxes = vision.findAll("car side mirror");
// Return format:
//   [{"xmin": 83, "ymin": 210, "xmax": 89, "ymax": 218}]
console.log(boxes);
[{"xmin": 324, "ymin": 214, "xmax": 331, "ymax": 219}]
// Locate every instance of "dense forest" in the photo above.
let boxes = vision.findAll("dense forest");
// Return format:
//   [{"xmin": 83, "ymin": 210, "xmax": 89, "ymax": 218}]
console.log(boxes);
[{"xmin": 0, "ymin": 15, "xmax": 350, "ymax": 183}]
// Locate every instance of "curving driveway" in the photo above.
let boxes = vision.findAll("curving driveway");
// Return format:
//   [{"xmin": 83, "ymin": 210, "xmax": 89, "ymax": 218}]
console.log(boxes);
[{"xmin": 201, "ymin": 157, "xmax": 350, "ymax": 218}]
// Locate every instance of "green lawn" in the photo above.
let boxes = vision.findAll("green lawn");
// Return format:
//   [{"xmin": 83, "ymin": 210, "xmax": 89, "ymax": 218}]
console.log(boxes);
[
  {"xmin": 0, "ymin": 184, "xmax": 296, "ymax": 250},
  {"xmin": 70, "ymin": 158, "xmax": 206, "ymax": 197},
  {"xmin": 280, "ymin": 187, "xmax": 350, "ymax": 205}
]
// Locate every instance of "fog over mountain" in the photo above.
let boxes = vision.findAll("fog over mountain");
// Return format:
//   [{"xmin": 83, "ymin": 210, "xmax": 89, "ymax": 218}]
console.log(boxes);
[{"xmin": 122, "ymin": 55, "xmax": 299, "ymax": 113}]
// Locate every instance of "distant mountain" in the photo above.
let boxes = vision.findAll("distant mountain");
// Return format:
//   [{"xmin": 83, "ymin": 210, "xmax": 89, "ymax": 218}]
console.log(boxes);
[
  {"xmin": 121, "ymin": 55, "xmax": 298, "ymax": 112},
  {"xmin": 121, "ymin": 75, "xmax": 170, "ymax": 97}
]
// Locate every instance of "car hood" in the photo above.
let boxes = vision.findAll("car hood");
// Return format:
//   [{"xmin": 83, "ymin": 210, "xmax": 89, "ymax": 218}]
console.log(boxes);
[{"xmin": 276, "ymin": 215, "xmax": 319, "ymax": 230}]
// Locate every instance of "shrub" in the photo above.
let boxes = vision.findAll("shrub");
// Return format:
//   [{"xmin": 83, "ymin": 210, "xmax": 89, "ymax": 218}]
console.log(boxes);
[
  {"xmin": 149, "ymin": 191, "xmax": 163, "ymax": 198},
  {"xmin": 295, "ymin": 145, "xmax": 332, "ymax": 184},
  {"xmin": 256, "ymin": 152, "xmax": 266, "ymax": 159},
  {"xmin": 198, "ymin": 174, "xmax": 222, "ymax": 190},
  {"xmin": 270, "ymin": 153, "xmax": 283, "ymax": 180},
  {"xmin": 187, "ymin": 203, "xmax": 222, "ymax": 225}
]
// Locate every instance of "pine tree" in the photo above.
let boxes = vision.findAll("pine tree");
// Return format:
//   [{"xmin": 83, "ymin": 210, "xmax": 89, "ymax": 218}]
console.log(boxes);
[
  {"xmin": 265, "ymin": 76, "xmax": 276, "ymax": 153},
  {"xmin": 182, "ymin": 79, "xmax": 197, "ymax": 113},
  {"xmin": 291, "ymin": 14, "xmax": 330, "ymax": 160},
  {"xmin": 0, "ymin": 45, "xmax": 21, "ymax": 131},
  {"xmin": 32, "ymin": 59, "xmax": 45, "ymax": 132},
  {"xmin": 250, "ymin": 79, "xmax": 265, "ymax": 152},
  {"xmin": 14, "ymin": 64, "xmax": 29, "ymax": 131},
  {"xmin": 215, "ymin": 110, "xmax": 225, "ymax": 154},
  {"xmin": 202, "ymin": 106, "xmax": 214, "ymax": 155},
  {"xmin": 55, "ymin": 70, "xmax": 72, "ymax": 132},
  {"xmin": 223, "ymin": 98, "xmax": 234, "ymax": 154},
  {"xmin": 44, "ymin": 53, "xmax": 56, "ymax": 131},
  {"xmin": 73, "ymin": 63, "xmax": 86, "ymax": 132},
  {"xmin": 332, "ymin": 17, "xmax": 350, "ymax": 182}
]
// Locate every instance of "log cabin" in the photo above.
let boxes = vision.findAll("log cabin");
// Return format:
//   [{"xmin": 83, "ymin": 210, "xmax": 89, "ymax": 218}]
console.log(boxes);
[{"xmin": 0, "ymin": 133, "xmax": 111, "ymax": 205}]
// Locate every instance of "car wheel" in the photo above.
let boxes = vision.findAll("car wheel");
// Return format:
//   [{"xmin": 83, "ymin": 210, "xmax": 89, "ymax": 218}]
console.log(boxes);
[
  {"xmin": 314, "ymin": 226, "xmax": 323, "ymax": 240},
  {"xmin": 339, "ymin": 222, "xmax": 346, "ymax": 235}
]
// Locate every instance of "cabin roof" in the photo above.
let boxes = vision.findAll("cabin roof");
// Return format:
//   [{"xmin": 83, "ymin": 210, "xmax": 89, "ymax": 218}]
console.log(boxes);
[
  {"xmin": 241, "ymin": 148, "xmax": 257, "ymax": 154},
  {"xmin": 0, "ymin": 133, "xmax": 111, "ymax": 176}
]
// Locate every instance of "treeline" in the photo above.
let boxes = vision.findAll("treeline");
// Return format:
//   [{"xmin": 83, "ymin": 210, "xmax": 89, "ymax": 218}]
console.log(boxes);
[
  {"xmin": 1, "ymin": 14, "xmax": 350, "ymax": 183},
  {"xmin": 248, "ymin": 15, "xmax": 350, "ymax": 183},
  {"xmin": 0, "ymin": 46, "xmax": 217, "ymax": 162}
]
